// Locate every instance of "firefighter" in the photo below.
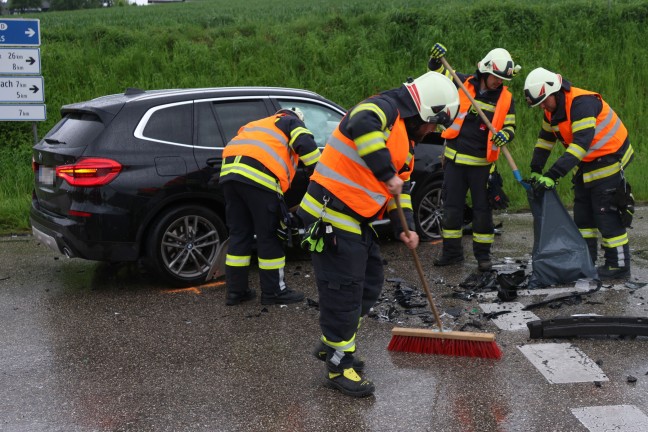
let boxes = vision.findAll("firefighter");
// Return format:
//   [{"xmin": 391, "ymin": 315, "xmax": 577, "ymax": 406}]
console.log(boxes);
[
  {"xmin": 219, "ymin": 107, "xmax": 321, "ymax": 305},
  {"xmin": 297, "ymin": 71, "xmax": 460, "ymax": 397},
  {"xmin": 428, "ymin": 43, "xmax": 520, "ymax": 272},
  {"xmin": 524, "ymin": 67, "xmax": 634, "ymax": 280}
]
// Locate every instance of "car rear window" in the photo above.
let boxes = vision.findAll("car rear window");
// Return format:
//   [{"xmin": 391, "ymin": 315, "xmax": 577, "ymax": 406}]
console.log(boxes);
[
  {"xmin": 142, "ymin": 103, "xmax": 193, "ymax": 145},
  {"xmin": 43, "ymin": 112, "xmax": 104, "ymax": 148}
]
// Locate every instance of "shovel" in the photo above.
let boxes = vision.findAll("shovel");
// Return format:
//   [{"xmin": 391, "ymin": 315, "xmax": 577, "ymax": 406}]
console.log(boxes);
[
  {"xmin": 205, "ymin": 237, "xmax": 228, "ymax": 282},
  {"xmin": 440, "ymin": 57, "xmax": 531, "ymax": 190}
]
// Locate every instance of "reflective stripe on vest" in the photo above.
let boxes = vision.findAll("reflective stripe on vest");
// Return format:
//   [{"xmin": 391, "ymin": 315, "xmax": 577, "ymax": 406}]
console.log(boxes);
[
  {"xmin": 300, "ymin": 192, "xmax": 362, "ymax": 235},
  {"xmin": 548, "ymin": 87, "xmax": 628, "ymax": 163},
  {"xmin": 310, "ymin": 114, "xmax": 413, "ymax": 218},
  {"xmin": 441, "ymin": 79, "xmax": 512, "ymax": 162},
  {"xmin": 221, "ymin": 116, "xmax": 297, "ymax": 192}
]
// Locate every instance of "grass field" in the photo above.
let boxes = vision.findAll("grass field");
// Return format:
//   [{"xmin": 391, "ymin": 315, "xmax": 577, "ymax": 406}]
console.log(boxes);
[{"xmin": 0, "ymin": 0, "xmax": 646, "ymax": 233}]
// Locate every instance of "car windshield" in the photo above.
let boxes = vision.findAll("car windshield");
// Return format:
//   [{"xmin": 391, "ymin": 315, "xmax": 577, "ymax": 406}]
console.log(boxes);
[{"xmin": 276, "ymin": 100, "xmax": 343, "ymax": 147}]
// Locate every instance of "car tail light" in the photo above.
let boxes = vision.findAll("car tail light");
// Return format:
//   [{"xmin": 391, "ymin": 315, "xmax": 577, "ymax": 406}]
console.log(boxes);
[{"xmin": 56, "ymin": 158, "xmax": 122, "ymax": 187}]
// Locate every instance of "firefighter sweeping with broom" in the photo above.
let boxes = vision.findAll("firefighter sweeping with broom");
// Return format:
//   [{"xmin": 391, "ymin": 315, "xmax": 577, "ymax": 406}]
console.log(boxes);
[
  {"xmin": 297, "ymin": 71, "xmax": 460, "ymax": 397},
  {"xmin": 524, "ymin": 67, "xmax": 635, "ymax": 281}
]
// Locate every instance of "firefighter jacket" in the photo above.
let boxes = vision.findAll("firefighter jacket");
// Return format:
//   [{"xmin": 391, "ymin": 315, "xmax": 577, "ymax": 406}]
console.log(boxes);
[
  {"xmin": 302, "ymin": 89, "xmax": 416, "ymax": 235},
  {"xmin": 530, "ymin": 84, "xmax": 633, "ymax": 185},
  {"xmin": 442, "ymin": 78, "xmax": 513, "ymax": 163},
  {"xmin": 220, "ymin": 113, "xmax": 320, "ymax": 193},
  {"xmin": 434, "ymin": 73, "xmax": 516, "ymax": 167}
]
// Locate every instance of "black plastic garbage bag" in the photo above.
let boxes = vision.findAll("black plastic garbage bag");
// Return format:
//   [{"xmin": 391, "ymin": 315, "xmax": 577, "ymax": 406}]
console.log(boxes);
[{"xmin": 528, "ymin": 188, "xmax": 598, "ymax": 288}]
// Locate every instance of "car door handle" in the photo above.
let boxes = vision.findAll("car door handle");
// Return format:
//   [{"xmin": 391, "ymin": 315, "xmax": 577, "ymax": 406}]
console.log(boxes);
[{"xmin": 206, "ymin": 157, "xmax": 221, "ymax": 168}]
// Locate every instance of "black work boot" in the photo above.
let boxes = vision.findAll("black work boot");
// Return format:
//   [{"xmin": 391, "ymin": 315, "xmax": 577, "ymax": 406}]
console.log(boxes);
[
  {"xmin": 597, "ymin": 265, "xmax": 630, "ymax": 281},
  {"xmin": 477, "ymin": 260, "xmax": 493, "ymax": 272},
  {"xmin": 434, "ymin": 237, "xmax": 463, "ymax": 266},
  {"xmin": 312, "ymin": 342, "xmax": 365, "ymax": 372},
  {"xmin": 325, "ymin": 368, "xmax": 375, "ymax": 397},
  {"xmin": 433, "ymin": 255, "xmax": 464, "ymax": 266},
  {"xmin": 261, "ymin": 288, "xmax": 304, "ymax": 305},
  {"xmin": 225, "ymin": 289, "xmax": 256, "ymax": 306}
]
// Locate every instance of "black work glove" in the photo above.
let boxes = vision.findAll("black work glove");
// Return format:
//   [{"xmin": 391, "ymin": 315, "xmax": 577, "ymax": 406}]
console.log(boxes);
[{"xmin": 487, "ymin": 171, "xmax": 509, "ymax": 210}]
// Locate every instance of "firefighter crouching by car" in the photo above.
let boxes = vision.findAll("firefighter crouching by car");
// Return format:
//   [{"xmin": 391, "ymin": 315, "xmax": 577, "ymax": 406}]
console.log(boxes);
[
  {"xmin": 524, "ymin": 67, "xmax": 634, "ymax": 281},
  {"xmin": 296, "ymin": 71, "xmax": 460, "ymax": 397},
  {"xmin": 219, "ymin": 107, "xmax": 321, "ymax": 305},
  {"xmin": 428, "ymin": 43, "xmax": 521, "ymax": 272}
]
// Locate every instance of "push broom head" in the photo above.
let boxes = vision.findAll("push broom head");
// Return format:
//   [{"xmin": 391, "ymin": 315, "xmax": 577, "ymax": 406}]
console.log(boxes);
[{"xmin": 388, "ymin": 327, "xmax": 502, "ymax": 359}]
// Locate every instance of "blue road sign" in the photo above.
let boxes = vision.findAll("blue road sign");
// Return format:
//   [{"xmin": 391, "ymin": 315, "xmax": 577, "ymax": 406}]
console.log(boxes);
[{"xmin": 0, "ymin": 19, "xmax": 41, "ymax": 47}]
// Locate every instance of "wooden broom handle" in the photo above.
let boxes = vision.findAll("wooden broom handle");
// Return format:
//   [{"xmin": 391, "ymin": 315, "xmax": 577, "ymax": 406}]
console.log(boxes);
[
  {"xmin": 440, "ymin": 57, "xmax": 520, "ymax": 174},
  {"xmin": 394, "ymin": 195, "xmax": 444, "ymax": 332}
]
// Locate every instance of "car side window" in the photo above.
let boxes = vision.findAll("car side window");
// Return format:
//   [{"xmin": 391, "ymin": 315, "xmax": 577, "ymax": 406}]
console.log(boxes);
[
  {"xmin": 276, "ymin": 100, "xmax": 344, "ymax": 147},
  {"xmin": 142, "ymin": 103, "xmax": 193, "ymax": 145},
  {"xmin": 211, "ymin": 100, "xmax": 268, "ymax": 144},
  {"xmin": 195, "ymin": 101, "xmax": 225, "ymax": 148}
]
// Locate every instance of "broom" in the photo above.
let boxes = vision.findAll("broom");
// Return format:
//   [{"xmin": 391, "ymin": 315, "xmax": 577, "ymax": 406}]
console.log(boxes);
[{"xmin": 387, "ymin": 195, "xmax": 502, "ymax": 359}]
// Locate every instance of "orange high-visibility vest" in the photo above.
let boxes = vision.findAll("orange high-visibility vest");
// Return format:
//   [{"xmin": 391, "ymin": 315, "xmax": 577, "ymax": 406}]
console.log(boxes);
[
  {"xmin": 441, "ymin": 79, "xmax": 512, "ymax": 162},
  {"xmin": 547, "ymin": 87, "xmax": 628, "ymax": 161},
  {"xmin": 222, "ymin": 115, "xmax": 298, "ymax": 192},
  {"xmin": 310, "ymin": 115, "xmax": 412, "ymax": 218}
]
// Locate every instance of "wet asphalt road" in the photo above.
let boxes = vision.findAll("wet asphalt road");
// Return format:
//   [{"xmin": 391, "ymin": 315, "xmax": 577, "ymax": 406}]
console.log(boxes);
[{"xmin": 1, "ymin": 209, "xmax": 647, "ymax": 432}]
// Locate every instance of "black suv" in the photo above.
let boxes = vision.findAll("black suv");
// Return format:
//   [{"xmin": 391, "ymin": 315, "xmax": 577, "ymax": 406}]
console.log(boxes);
[{"xmin": 31, "ymin": 87, "xmax": 445, "ymax": 286}]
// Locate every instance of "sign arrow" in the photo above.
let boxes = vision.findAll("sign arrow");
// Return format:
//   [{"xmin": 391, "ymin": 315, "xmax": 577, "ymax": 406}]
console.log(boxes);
[
  {"xmin": 26, "ymin": 57, "xmax": 35, "ymax": 65},
  {"xmin": 25, "ymin": 28, "xmax": 36, "ymax": 38},
  {"xmin": 30, "ymin": 85, "xmax": 39, "ymax": 93}
]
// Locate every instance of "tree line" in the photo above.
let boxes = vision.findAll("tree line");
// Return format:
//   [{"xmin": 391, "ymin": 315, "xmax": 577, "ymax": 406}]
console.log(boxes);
[{"xmin": 6, "ymin": 0, "xmax": 131, "ymax": 13}]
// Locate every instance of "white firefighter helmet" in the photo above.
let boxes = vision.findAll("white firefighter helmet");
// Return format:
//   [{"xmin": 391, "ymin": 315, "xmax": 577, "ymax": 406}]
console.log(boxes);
[
  {"xmin": 276, "ymin": 106, "xmax": 305, "ymax": 122},
  {"xmin": 478, "ymin": 48, "xmax": 517, "ymax": 80},
  {"xmin": 403, "ymin": 71, "xmax": 460, "ymax": 127},
  {"xmin": 524, "ymin": 67, "xmax": 563, "ymax": 107}
]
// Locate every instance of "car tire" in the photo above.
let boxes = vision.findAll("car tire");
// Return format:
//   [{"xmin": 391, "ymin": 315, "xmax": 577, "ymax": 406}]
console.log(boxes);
[
  {"xmin": 145, "ymin": 205, "xmax": 227, "ymax": 287},
  {"xmin": 413, "ymin": 178, "xmax": 444, "ymax": 241}
]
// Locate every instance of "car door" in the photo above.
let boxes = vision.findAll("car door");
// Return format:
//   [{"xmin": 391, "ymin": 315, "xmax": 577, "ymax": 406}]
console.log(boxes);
[{"xmin": 192, "ymin": 97, "xmax": 273, "ymax": 195}]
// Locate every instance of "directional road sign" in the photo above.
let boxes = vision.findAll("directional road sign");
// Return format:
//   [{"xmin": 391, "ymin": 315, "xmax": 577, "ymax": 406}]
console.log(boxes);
[
  {"xmin": 0, "ymin": 48, "xmax": 41, "ymax": 74},
  {"xmin": 0, "ymin": 104, "xmax": 46, "ymax": 121},
  {"xmin": 0, "ymin": 76, "xmax": 44, "ymax": 102},
  {"xmin": 0, "ymin": 19, "xmax": 41, "ymax": 46}
]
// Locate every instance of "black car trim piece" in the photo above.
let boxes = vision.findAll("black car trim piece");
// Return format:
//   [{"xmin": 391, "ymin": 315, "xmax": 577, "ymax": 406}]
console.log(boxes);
[{"xmin": 527, "ymin": 316, "xmax": 648, "ymax": 339}]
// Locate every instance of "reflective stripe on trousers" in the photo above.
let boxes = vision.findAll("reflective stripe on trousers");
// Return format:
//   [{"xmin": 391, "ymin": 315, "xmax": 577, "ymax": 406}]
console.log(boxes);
[{"xmin": 311, "ymin": 225, "xmax": 383, "ymax": 370}]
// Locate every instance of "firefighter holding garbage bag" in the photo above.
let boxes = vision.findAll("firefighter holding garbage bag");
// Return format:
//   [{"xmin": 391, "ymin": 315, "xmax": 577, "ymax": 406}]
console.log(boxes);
[{"xmin": 524, "ymin": 67, "xmax": 635, "ymax": 281}]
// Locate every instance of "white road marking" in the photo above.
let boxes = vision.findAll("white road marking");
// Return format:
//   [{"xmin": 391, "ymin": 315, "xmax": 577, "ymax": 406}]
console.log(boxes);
[
  {"xmin": 479, "ymin": 302, "xmax": 540, "ymax": 330},
  {"xmin": 571, "ymin": 405, "xmax": 648, "ymax": 432},
  {"xmin": 517, "ymin": 343, "xmax": 608, "ymax": 384}
]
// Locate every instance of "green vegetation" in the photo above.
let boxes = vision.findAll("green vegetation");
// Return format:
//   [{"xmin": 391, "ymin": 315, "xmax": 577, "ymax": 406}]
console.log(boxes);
[{"xmin": 1, "ymin": 0, "xmax": 646, "ymax": 233}]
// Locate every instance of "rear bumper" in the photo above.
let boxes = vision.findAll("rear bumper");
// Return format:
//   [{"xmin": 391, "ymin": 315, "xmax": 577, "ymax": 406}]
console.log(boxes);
[{"xmin": 29, "ymin": 205, "xmax": 139, "ymax": 262}]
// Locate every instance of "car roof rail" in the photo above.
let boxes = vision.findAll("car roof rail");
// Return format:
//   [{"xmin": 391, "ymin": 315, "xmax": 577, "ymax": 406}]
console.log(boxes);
[{"xmin": 124, "ymin": 87, "xmax": 146, "ymax": 96}]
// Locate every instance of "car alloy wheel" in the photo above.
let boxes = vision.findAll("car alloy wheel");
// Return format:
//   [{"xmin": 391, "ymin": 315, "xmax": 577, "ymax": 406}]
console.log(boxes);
[
  {"xmin": 147, "ymin": 205, "xmax": 226, "ymax": 286},
  {"xmin": 414, "ymin": 179, "xmax": 444, "ymax": 240}
]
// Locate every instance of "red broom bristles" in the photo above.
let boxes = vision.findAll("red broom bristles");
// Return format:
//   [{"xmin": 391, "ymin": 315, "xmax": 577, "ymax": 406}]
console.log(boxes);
[
  {"xmin": 388, "ymin": 334, "xmax": 502, "ymax": 359},
  {"xmin": 389, "ymin": 198, "xmax": 502, "ymax": 360}
]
